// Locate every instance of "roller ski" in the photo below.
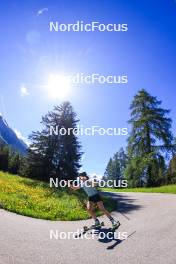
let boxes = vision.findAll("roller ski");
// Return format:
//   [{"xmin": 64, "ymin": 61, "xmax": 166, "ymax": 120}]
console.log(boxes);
[
  {"xmin": 110, "ymin": 220, "xmax": 121, "ymax": 232},
  {"xmin": 75, "ymin": 221, "xmax": 104, "ymax": 238},
  {"xmin": 83, "ymin": 221, "xmax": 104, "ymax": 232}
]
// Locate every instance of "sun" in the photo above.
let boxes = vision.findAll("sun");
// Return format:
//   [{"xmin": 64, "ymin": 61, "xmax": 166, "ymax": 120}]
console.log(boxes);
[{"xmin": 46, "ymin": 73, "xmax": 71, "ymax": 99}]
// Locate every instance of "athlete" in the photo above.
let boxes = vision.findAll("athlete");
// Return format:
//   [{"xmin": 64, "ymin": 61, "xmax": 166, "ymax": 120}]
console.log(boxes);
[{"xmin": 70, "ymin": 171, "xmax": 120, "ymax": 229}]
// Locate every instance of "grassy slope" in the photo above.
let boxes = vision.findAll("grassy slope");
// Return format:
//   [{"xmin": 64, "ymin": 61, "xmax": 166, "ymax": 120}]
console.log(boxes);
[
  {"xmin": 0, "ymin": 171, "xmax": 116, "ymax": 221},
  {"xmin": 101, "ymin": 185, "xmax": 176, "ymax": 194}
]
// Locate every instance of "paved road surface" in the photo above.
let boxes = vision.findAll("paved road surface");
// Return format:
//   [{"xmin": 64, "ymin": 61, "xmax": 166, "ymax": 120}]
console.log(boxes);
[{"xmin": 0, "ymin": 192, "xmax": 176, "ymax": 264}]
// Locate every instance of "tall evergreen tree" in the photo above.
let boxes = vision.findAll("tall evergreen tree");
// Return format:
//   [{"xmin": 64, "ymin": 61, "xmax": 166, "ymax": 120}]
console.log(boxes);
[
  {"xmin": 8, "ymin": 151, "xmax": 21, "ymax": 175},
  {"xmin": 126, "ymin": 89, "xmax": 173, "ymax": 187},
  {"xmin": 27, "ymin": 102, "xmax": 82, "ymax": 181},
  {"xmin": 167, "ymin": 137, "xmax": 176, "ymax": 183},
  {"xmin": 0, "ymin": 146, "xmax": 9, "ymax": 171},
  {"xmin": 104, "ymin": 148, "xmax": 127, "ymax": 182},
  {"xmin": 104, "ymin": 157, "xmax": 117, "ymax": 181}
]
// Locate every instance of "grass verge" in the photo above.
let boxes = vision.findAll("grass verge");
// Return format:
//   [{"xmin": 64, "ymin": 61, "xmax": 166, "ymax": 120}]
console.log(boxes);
[
  {"xmin": 100, "ymin": 185, "xmax": 176, "ymax": 194},
  {"xmin": 0, "ymin": 171, "xmax": 116, "ymax": 221}
]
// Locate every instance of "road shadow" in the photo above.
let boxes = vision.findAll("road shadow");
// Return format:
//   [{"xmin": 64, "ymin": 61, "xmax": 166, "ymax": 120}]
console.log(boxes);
[
  {"xmin": 90, "ymin": 227, "xmax": 136, "ymax": 250},
  {"xmin": 101, "ymin": 192, "xmax": 143, "ymax": 218}
]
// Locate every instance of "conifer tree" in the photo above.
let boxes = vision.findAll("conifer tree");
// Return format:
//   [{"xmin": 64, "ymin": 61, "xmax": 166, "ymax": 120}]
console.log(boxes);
[
  {"xmin": 27, "ymin": 102, "xmax": 82, "ymax": 181},
  {"xmin": 126, "ymin": 89, "xmax": 173, "ymax": 187}
]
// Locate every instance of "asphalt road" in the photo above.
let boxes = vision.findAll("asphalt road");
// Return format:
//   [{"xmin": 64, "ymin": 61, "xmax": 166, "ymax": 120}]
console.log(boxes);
[{"xmin": 0, "ymin": 192, "xmax": 176, "ymax": 264}]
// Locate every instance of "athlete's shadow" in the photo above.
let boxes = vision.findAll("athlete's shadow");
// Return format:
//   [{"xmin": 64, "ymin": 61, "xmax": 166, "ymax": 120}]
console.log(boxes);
[{"xmin": 91, "ymin": 227, "xmax": 124, "ymax": 250}]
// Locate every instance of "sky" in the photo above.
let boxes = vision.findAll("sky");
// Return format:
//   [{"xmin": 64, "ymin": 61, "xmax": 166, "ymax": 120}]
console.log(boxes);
[{"xmin": 0, "ymin": 0, "xmax": 176, "ymax": 176}]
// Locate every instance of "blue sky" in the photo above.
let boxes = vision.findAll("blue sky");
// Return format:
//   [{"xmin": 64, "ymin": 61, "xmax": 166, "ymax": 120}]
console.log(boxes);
[{"xmin": 0, "ymin": 0, "xmax": 176, "ymax": 176}]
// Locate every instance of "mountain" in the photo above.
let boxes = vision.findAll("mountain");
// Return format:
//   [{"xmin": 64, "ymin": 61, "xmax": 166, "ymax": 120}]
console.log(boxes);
[{"xmin": 0, "ymin": 114, "xmax": 28, "ymax": 155}]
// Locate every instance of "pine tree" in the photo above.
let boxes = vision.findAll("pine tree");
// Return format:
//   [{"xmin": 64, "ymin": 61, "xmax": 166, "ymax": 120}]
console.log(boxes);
[
  {"xmin": 0, "ymin": 146, "xmax": 9, "ymax": 171},
  {"xmin": 26, "ymin": 102, "xmax": 82, "ymax": 182},
  {"xmin": 104, "ymin": 148, "xmax": 127, "ymax": 183},
  {"xmin": 8, "ymin": 151, "xmax": 21, "ymax": 175},
  {"xmin": 126, "ymin": 89, "xmax": 173, "ymax": 187},
  {"xmin": 104, "ymin": 158, "xmax": 116, "ymax": 181},
  {"xmin": 118, "ymin": 148, "xmax": 128, "ymax": 177},
  {"xmin": 167, "ymin": 137, "xmax": 176, "ymax": 183}
]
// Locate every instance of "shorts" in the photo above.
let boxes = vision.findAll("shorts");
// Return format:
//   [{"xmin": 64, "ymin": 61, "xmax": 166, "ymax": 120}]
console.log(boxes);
[{"xmin": 88, "ymin": 193, "xmax": 102, "ymax": 203}]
